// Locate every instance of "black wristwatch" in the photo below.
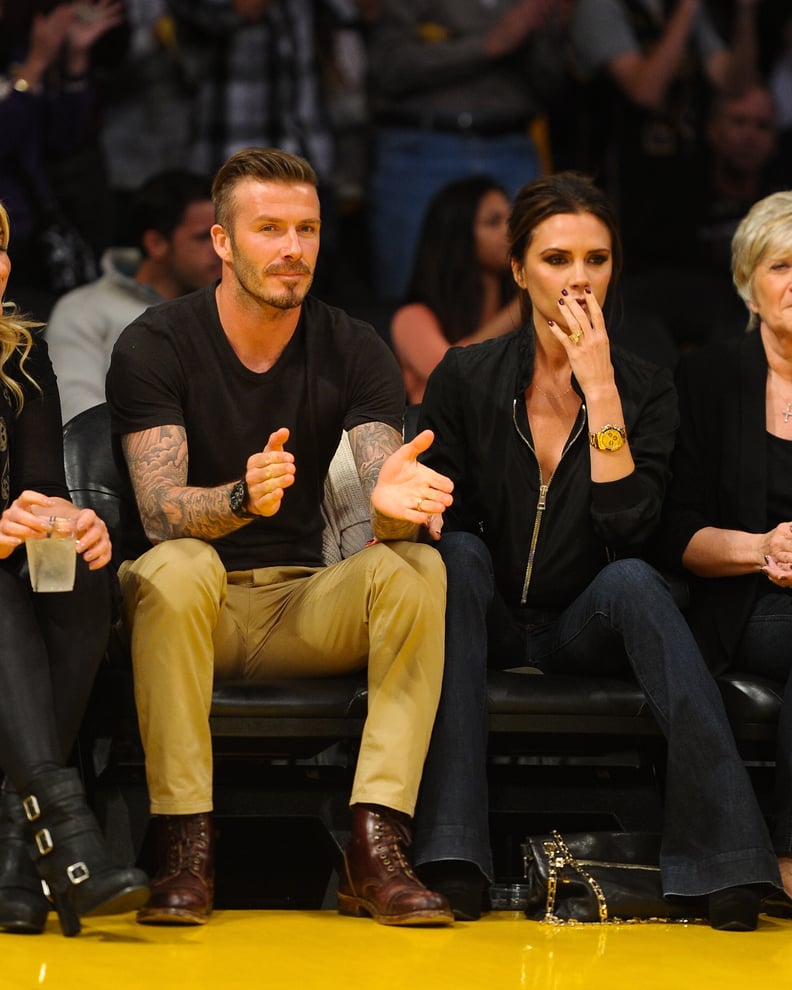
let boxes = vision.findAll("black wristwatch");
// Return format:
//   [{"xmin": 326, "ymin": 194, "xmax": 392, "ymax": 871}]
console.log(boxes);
[{"xmin": 229, "ymin": 478, "xmax": 254, "ymax": 519}]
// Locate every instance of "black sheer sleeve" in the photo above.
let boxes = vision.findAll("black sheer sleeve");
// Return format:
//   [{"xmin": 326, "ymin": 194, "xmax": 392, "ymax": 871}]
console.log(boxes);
[{"xmin": 7, "ymin": 333, "xmax": 69, "ymax": 503}]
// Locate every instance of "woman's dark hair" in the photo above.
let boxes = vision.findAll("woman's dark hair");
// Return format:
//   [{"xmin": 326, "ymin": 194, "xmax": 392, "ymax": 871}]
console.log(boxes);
[
  {"xmin": 403, "ymin": 175, "xmax": 515, "ymax": 344},
  {"xmin": 508, "ymin": 171, "xmax": 623, "ymax": 280}
]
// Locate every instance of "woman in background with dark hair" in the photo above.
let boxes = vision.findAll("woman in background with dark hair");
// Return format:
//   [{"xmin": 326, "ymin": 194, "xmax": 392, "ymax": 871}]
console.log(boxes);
[
  {"xmin": 0, "ymin": 0, "xmax": 124, "ymax": 316},
  {"xmin": 390, "ymin": 175, "xmax": 519, "ymax": 404},
  {"xmin": 411, "ymin": 170, "xmax": 782, "ymax": 929}
]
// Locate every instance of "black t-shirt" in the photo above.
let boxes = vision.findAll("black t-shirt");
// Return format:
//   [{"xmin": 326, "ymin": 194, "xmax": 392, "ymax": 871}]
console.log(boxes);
[{"xmin": 106, "ymin": 287, "xmax": 404, "ymax": 571}]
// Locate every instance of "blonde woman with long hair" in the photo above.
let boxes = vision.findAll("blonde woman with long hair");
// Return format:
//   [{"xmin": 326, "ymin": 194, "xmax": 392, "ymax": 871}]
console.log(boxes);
[{"xmin": 0, "ymin": 202, "xmax": 148, "ymax": 937}]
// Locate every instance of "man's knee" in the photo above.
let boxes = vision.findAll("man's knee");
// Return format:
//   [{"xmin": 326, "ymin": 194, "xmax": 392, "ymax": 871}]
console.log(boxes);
[
  {"xmin": 366, "ymin": 541, "xmax": 446, "ymax": 619},
  {"xmin": 121, "ymin": 539, "xmax": 226, "ymax": 619}
]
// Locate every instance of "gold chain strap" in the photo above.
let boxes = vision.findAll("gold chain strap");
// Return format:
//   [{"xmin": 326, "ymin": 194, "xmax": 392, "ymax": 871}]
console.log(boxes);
[
  {"xmin": 541, "ymin": 830, "xmax": 704, "ymax": 927},
  {"xmin": 544, "ymin": 830, "xmax": 609, "ymax": 924}
]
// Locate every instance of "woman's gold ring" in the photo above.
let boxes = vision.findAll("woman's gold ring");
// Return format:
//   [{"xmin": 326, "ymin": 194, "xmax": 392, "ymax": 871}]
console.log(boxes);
[
  {"xmin": 416, "ymin": 498, "xmax": 424, "ymax": 512},
  {"xmin": 569, "ymin": 331, "xmax": 583, "ymax": 345}
]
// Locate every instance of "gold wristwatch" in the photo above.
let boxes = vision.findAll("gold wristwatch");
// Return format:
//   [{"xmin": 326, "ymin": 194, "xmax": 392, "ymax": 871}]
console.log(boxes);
[{"xmin": 589, "ymin": 424, "xmax": 627, "ymax": 451}]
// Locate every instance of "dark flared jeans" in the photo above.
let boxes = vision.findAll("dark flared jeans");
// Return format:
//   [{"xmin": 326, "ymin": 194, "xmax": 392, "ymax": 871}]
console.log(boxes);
[
  {"xmin": 734, "ymin": 590, "xmax": 792, "ymax": 854},
  {"xmin": 413, "ymin": 532, "xmax": 781, "ymax": 897}
]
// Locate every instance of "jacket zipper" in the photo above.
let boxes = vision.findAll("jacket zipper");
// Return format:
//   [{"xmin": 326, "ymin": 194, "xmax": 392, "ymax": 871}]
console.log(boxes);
[{"xmin": 513, "ymin": 399, "xmax": 586, "ymax": 604}]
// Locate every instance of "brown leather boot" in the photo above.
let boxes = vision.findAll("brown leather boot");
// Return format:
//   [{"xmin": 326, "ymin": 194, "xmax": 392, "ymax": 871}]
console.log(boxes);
[
  {"xmin": 337, "ymin": 805, "xmax": 453, "ymax": 926},
  {"xmin": 137, "ymin": 813, "xmax": 214, "ymax": 926}
]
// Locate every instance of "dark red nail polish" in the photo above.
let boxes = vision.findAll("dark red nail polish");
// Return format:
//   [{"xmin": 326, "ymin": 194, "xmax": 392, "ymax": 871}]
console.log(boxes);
[
  {"xmin": 584, "ymin": 286, "xmax": 592, "ymax": 294},
  {"xmin": 558, "ymin": 297, "xmax": 565, "ymax": 305},
  {"xmin": 561, "ymin": 288, "xmax": 569, "ymax": 296},
  {"xmin": 548, "ymin": 320, "xmax": 555, "ymax": 327}
]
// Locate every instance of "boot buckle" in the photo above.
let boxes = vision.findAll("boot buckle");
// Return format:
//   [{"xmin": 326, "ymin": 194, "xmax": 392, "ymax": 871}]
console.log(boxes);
[
  {"xmin": 67, "ymin": 862, "xmax": 90, "ymax": 885},
  {"xmin": 23, "ymin": 794, "xmax": 41, "ymax": 821},
  {"xmin": 35, "ymin": 827, "xmax": 54, "ymax": 856}
]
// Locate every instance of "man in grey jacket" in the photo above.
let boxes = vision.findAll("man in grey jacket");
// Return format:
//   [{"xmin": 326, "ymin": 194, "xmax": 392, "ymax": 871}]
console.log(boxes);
[{"xmin": 46, "ymin": 169, "xmax": 220, "ymax": 424}]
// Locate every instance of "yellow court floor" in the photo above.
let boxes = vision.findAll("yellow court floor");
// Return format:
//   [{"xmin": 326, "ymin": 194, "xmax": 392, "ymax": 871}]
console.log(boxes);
[{"xmin": 2, "ymin": 910, "xmax": 791, "ymax": 990}]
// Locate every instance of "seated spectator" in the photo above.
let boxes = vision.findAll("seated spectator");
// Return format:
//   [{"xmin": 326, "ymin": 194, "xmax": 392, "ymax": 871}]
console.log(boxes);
[
  {"xmin": 390, "ymin": 175, "xmax": 519, "ymax": 404},
  {"xmin": 662, "ymin": 189, "xmax": 792, "ymax": 906},
  {"xmin": 46, "ymin": 169, "xmax": 219, "ymax": 424},
  {"xmin": 95, "ymin": 2, "xmax": 192, "ymax": 207},
  {"xmin": 769, "ymin": 10, "xmax": 792, "ymax": 175},
  {"xmin": 612, "ymin": 81, "xmax": 782, "ymax": 365},
  {"xmin": 0, "ymin": 0, "xmax": 125, "ymax": 318},
  {"xmin": 570, "ymin": 0, "xmax": 759, "ymax": 273},
  {"xmin": 106, "ymin": 147, "xmax": 456, "ymax": 928},
  {"xmin": 413, "ymin": 171, "xmax": 782, "ymax": 927},
  {"xmin": 366, "ymin": 0, "xmax": 571, "ymax": 301},
  {"xmin": 168, "ymin": 0, "xmax": 340, "ymax": 297},
  {"xmin": 0, "ymin": 200, "xmax": 149, "ymax": 938}
]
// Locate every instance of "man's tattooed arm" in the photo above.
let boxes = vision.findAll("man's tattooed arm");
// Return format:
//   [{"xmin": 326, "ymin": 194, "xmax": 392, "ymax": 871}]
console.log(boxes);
[
  {"xmin": 122, "ymin": 426, "xmax": 250, "ymax": 543},
  {"xmin": 348, "ymin": 421, "xmax": 419, "ymax": 542}
]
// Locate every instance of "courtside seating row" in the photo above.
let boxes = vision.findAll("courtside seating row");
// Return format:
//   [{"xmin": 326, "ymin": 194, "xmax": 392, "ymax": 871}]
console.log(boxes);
[{"xmin": 63, "ymin": 404, "xmax": 782, "ymax": 897}]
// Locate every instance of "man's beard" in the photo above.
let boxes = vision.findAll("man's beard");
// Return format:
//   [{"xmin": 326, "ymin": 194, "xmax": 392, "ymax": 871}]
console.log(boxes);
[{"xmin": 234, "ymin": 257, "xmax": 314, "ymax": 310}]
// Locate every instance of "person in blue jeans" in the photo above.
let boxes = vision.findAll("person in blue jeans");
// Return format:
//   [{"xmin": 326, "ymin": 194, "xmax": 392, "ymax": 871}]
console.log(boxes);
[{"xmin": 412, "ymin": 171, "xmax": 782, "ymax": 928}]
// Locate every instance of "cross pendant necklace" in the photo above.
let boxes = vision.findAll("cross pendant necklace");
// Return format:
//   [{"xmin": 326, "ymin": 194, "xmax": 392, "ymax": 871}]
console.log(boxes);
[{"xmin": 767, "ymin": 370, "xmax": 792, "ymax": 423}]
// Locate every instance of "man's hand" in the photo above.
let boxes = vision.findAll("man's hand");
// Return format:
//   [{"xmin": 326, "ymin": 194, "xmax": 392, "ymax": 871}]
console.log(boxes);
[
  {"xmin": 245, "ymin": 428, "xmax": 296, "ymax": 517},
  {"xmin": 483, "ymin": 0, "xmax": 559, "ymax": 59},
  {"xmin": 370, "ymin": 430, "xmax": 453, "ymax": 539}
]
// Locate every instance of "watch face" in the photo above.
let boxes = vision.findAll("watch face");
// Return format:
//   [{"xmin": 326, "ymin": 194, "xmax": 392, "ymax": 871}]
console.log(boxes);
[
  {"xmin": 230, "ymin": 480, "xmax": 248, "ymax": 515},
  {"xmin": 599, "ymin": 428, "xmax": 625, "ymax": 451}
]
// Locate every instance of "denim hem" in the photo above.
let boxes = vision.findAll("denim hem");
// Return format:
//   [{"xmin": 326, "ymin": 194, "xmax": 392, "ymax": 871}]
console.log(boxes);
[
  {"xmin": 661, "ymin": 848, "xmax": 782, "ymax": 897},
  {"xmin": 413, "ymin": 826, "xmax": 494, "ymax": 881},
  {"xmin": 772, "ymin": 812, "xmax": 792, "ymax": 853}
]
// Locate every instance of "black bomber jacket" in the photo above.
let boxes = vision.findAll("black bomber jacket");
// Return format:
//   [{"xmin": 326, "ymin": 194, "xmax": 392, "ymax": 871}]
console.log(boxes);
[{"xmin": 418, "ymin": 325, "xmax": 678, "ymax": 612}]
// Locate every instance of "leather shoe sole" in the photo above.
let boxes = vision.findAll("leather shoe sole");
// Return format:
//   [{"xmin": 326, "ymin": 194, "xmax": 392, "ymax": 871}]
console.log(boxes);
[
  {"xmin": 137, "ymin": 903, "xmax": 210, "ymax": 926},
  {"xmin": 337, "ymin": 891, "xmax": 453, "ymax": 926}
]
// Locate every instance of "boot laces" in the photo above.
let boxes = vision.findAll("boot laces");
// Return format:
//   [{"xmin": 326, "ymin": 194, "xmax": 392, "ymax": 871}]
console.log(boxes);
[
  {"xmin": 373, "ymin": 816, "xmax": 419, "ymax": 880},
  {"xmin": 165, "ymin": 817, "xmax": 210, "ymax": 876}
]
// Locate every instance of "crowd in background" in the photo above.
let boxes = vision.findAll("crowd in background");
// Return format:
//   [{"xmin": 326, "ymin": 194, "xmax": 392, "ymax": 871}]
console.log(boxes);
[
  {"xmin": 1, "ymin": 0, "xmax": 792, "ymax": 372},
  {"xmin": 4, "ymin": 1, "xmax": 792, "ymax": 935}
]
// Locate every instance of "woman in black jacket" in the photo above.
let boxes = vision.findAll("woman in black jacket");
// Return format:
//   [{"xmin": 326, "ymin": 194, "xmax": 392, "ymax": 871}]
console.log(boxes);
[
  {"xmin": 411, "ymin": 171, "xmax": 781, "ymax": 929},
  {"xmin": 0, "ymin": 202, "xmax": 148, "ymax": 936},
  {"xmin": 665, "ymin": 189, "xmax": 792, "ymax": 904}
]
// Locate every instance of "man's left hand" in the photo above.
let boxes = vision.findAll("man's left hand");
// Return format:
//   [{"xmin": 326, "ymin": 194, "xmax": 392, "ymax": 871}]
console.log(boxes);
[{"xmin": 371, "ymin": 430, "xmax": 453, "ymax": 535}]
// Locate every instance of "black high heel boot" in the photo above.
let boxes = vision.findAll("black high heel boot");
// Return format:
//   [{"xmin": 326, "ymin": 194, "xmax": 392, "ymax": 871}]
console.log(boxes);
[
  {"xmin": 0, "ymin": 792, "xmax": 49, "ymax": 934},
  {"xmin": 23, "ymin": 768, "xmax": 149, "ymax": 937}
]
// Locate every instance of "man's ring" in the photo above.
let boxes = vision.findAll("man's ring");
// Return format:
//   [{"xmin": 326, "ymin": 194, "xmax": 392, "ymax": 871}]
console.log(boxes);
[
  {"xmin": 569, "ymin": 331, "xmax": 583, "ymax": 345},
  {"xmin": 417, "ymin": 498, "xmax": 424, "ymax": 512}
]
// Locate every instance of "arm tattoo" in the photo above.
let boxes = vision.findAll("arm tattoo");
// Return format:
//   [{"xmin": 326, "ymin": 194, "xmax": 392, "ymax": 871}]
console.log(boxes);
[
  {"xmin": 122, "ymin": 426, "xmax": 248, "ymax": 543},
  {"xmin": 348, "ymin": 421, "xmax": 417, "ymax": 542}
]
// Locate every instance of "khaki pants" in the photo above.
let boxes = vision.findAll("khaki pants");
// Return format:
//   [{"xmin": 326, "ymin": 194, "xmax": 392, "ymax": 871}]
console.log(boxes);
[{"xmin": 119, "ymin": 539, "xmax": 446, "ymax": 818}]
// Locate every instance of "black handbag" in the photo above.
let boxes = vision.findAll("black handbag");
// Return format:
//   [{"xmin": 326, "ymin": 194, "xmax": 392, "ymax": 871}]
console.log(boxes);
[{"xmin": 523, "ymin": 830, "xmax": 702, "ymax": 924}]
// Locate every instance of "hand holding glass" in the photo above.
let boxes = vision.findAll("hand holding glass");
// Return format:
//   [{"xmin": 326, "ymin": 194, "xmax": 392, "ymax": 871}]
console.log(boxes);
[{"xmin": 26, "ymin": 517, "xmax": 77, "ymax": 592}]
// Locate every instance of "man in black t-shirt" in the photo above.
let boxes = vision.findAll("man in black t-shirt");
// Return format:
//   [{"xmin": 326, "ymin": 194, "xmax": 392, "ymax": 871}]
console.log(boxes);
[{"xmin": 106, "ymin": 147, "xmax": 455, "ymax": 928}]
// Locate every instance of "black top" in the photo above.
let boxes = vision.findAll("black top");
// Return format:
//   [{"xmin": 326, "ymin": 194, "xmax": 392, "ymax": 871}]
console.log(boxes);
[
  {"xmin": 419, "ymin": 324, "xmax": 677, "ymax": 611},
  {"xmin": 0, "ymin": 330, "xmax": 67, "ymax": 512},
  {"xmin": 663, "ymin": 330, "xmax": 776, "ymax": 673},
  {"xmin": 106, "ymin": 287, "xmax": 404, "ymax": 571}
]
